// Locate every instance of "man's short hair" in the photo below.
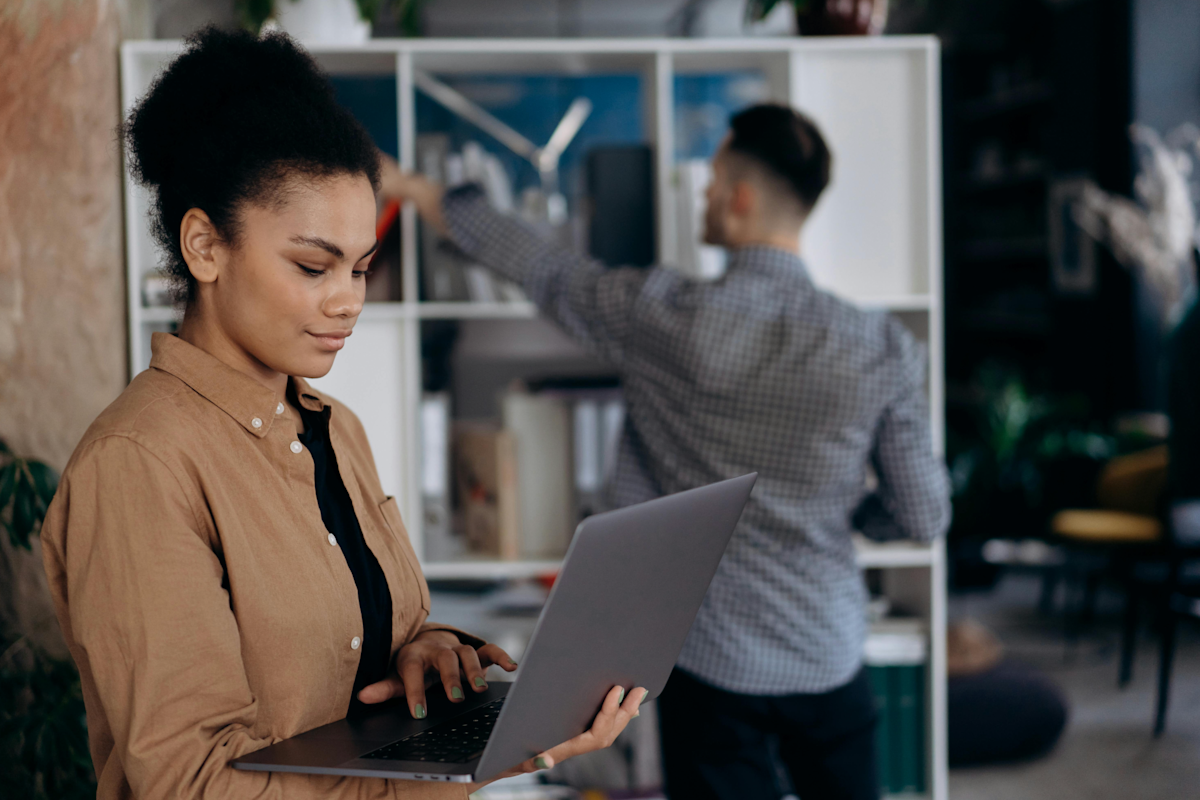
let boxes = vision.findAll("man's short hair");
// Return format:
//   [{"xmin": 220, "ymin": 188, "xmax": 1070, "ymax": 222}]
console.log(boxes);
[{"xmin": 728, "ymin": 104, "xmax": 832, "ymax": 213}]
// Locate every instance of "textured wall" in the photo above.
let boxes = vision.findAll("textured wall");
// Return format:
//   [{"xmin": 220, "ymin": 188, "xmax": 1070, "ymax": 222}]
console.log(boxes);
[{"xmin": 0, "ymin": 0, "xmax": 126, "ymax": 654}]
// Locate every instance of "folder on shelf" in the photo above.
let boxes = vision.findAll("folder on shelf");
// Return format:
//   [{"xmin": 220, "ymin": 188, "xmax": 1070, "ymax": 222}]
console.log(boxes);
[
  {"xmin": 675, "ymin": 159, "xmax": 727, "ymax": 281},
  {"xmin": 453, "ymin": 422, "xmax": 519, "ymax": 560},
  {"xmin": 420, "ymin": 393, "xmax": 460, "ymax": 561},
  {"xmin": 502, "ymin": 388, "xmax": 576, "ymax": 559}
]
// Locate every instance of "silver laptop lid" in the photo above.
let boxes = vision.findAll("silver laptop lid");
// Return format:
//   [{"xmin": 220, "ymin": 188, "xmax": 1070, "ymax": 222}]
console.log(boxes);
[{"xmin": 475, "ymin": 473, "xmax": 756, "ymax": 780}]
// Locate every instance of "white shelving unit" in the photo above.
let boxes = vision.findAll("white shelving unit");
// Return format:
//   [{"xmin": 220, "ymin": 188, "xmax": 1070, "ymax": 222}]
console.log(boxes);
[{"xmin": 121, "ymin": 36, "xmax": 945, "ymax": 799}]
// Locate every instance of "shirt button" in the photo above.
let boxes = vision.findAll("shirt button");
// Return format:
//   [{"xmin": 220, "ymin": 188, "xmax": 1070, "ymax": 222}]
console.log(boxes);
[
  {"xmin": 251, "ymin": 417, "xmax": 263, "ymax": 429},
  {"xmin": 351, "ymin": 636, "xmax": 361, "ymax": 650},
  {"xmin": 327, "ymin": 533, "xmax": 338, "ymax": 547},
  {"xmin": 290, "ymin": 441, "xmax": 303, "ymax": 454},
  {"xmin": 276, "ymin": 402, "xmax": 285, "ymax": 415}
]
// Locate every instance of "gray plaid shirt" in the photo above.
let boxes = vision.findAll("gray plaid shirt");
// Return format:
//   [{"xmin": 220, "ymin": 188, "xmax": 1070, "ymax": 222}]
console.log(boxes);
[{"xmin": 444, "ymin": 186, "xmax": 951, "ymax": 695}]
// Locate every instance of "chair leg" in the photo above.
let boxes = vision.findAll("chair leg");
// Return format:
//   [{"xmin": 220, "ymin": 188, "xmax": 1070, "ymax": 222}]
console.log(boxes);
[
  {"xmin": 1039, "ymin": 568, "xmax": 1059, "ymax": 617},
  {"xmin": 1119, "ymin": 589, "xmax": 1139, "ymax": 688},
  {"xmin": 1154, "ymin": 607, "xmax": 1179, "ymax": 737},
  {"xmin": 1081, "ymin": 570, "xmax": 1100, "ymax": 627}
]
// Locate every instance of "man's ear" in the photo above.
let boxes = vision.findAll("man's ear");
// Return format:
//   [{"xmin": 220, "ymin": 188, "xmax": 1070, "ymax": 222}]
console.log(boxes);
[
  {"xmin": 730, "ymin": 180, "xmax": 756, "ymax": 218},
  {"xmin": 179, "ymin": 208, "xmax": 224, "ymax": 286}
]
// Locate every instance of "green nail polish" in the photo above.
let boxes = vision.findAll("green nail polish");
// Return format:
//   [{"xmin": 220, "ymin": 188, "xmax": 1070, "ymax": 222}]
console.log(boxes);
[
  {"xmin": 414, "ymin": 704, "xmax": 426, "ymax": 719},
  {"xmin": 474, "ymin": 676, "xmax": 486, "ymax": 688},
  {"xmin": 618, "ymin": 688, "xmax": 625, "ymax": 704},
  {"xmin": 452, "ymin": 686, "xmax": 464, "ymax": 700},
  {"xmin": 535, "ymin": 757, "xmax": 548, "ymax": 770},
  {"xmin": 634, "ymin": 711, "xmax": 641, "ymax": 718}
]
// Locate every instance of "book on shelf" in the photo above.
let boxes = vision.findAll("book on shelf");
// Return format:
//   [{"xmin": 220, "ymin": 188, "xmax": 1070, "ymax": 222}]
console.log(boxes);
[
  {"xmin": 452, "ymin": 421, "xmax": 520, "ymax": 560},
  {"xmin": 864, "ymin": 618, "xmax": 927, "ymax": 797}
]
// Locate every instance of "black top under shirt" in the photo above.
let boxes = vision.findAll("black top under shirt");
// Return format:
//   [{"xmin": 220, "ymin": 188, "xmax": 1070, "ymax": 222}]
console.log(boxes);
[{"xmin": 297, "ymin": 403, "xmax": 393, "ymax": 707}]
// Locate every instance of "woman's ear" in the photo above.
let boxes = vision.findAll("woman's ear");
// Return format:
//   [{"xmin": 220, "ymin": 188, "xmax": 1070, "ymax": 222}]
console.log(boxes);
[{"xmin": 179, "ymin": 208, "xmax": 224, "ymax": 286}]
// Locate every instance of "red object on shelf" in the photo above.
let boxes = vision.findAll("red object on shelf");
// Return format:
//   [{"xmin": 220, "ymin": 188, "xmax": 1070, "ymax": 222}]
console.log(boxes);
[
  {"xmin": 370, "ymin": 200, "xmax": 401, "ymax": 268},
  {"xmin": 536, "ymin": 572, "xmax": 559, "ymax": 590}
]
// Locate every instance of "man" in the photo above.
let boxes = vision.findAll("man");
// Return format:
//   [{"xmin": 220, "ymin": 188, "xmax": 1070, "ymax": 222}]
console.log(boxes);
[{"xmin": 384, "ymin": 104, "xmax": 950, "ymax": 800}]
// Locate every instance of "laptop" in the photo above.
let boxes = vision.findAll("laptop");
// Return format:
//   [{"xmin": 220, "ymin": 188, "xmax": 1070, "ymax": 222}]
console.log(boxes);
[{"xmin": 232, "ymin": 473, "xmax": 757, "ymax": 784}]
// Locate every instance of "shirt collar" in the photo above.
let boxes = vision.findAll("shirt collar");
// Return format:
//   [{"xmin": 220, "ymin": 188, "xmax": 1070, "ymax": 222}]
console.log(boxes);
[
  {"xmin": 725, "ymin": 244, "xmax": 811, "ymax": 281},
  {"xmin": 149, "ymin": 333, "xmax": 328, "ymax": 438}
]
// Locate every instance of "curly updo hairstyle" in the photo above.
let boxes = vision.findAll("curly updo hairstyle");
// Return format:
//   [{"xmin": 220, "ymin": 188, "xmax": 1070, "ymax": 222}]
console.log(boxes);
[{"xmin": 124, "ymin": 26, "xmax": 382, "ymax": 306}]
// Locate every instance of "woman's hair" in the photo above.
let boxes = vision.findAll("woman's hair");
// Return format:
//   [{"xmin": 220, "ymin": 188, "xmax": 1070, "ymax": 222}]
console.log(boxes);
[{"xmin": 124, "ymin": 27, "xmax": 382, "ymax": 305}]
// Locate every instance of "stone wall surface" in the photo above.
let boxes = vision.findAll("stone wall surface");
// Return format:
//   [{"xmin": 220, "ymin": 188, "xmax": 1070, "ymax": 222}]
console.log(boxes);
[{"xmin": 0, "ymin": 0, "xmax": 127, "ymax": 655}]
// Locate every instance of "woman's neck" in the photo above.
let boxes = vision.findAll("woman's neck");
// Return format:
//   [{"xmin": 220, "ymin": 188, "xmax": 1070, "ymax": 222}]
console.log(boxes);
[{"xmin": 177, "ymin": 308, "xmax": 289, "ymax": 396}]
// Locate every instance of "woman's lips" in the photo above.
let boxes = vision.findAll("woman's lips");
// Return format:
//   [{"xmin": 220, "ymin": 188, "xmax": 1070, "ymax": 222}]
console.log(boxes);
[{"xmin": 309, "ymin": 331, "xmax": 351, "ymax": 351}]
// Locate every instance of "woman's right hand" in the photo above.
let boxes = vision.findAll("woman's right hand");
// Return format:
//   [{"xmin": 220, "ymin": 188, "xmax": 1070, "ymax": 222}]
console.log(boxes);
[
  {"xmin": 377, "ymin": 154, "xmax": 448, "ymax": 236},
  {"xmin": 467, "ymin": 684, "xmax": 650, "ymax": 791}
]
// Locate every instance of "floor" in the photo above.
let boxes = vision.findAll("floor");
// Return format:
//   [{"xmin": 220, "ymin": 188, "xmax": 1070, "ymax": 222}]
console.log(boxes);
[{"xmin": 948, "ymin": 573, "xmax": 1200, "ymax": 800}]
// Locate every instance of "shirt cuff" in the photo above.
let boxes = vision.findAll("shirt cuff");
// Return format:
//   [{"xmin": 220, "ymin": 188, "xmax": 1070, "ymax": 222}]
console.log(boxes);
[{"xmin": 417, "ymin": 622, "xmax": 487, "ymax": 650}]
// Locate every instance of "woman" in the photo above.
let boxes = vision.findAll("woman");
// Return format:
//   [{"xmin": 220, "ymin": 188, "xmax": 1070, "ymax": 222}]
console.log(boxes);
[{"xmin": 41, "ymin": 27, "xmax": 643, "ymax": 799}]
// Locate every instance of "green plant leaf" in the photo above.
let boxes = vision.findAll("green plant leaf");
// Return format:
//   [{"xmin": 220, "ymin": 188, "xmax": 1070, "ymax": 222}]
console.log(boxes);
[
  {"xmin": 26, "ymin": 461, "xmax": 59, "ymax": 510},
  {"xmin": 0, "ymin": 463, "xmax": 15, "ymax": 512},
  {"xmin": 11, "ymin": 486, "xmax": 35, "ymax": 550}
]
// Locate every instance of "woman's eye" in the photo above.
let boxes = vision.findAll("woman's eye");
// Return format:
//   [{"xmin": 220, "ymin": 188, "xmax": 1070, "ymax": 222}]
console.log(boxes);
[
  {"xmin": 297, "ymin": 264, "xmax": 324, "ymax": 277},
  {"xmin": 353, "ymin": 268, "xmax": 373, "ymax": 279}
]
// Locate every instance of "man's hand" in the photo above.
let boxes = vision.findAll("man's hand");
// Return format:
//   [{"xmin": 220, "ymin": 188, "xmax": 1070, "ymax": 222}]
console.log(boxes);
[
  {"xmin": 357, "ymin": 629, "xmax": 516, "ymax": 717},
  {"xmin": 378, "ymin": 153, "xmax": 448, "ymax": 236},
  {"xmin": 468, "ymin": 684, "xmax": 650, "ymax": 791}
]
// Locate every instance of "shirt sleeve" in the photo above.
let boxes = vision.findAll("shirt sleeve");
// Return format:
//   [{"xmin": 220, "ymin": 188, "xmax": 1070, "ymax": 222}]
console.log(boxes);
[
  {"xmin": 442, "ymin": 184, "xmax": 651, "ymax": 367},
  {"xmin": 47, "ymin": 435, "xmax": 464, "ymax": 800},
  {"xmin": 854, "ymin": 334, "xmax": 952, "ymax": 543}
]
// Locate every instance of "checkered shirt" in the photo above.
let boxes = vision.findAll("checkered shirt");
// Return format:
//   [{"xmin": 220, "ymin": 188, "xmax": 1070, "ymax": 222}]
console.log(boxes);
[{"xmin": 443, "ymin": 186, "xmax": 951, "ymax": 695}]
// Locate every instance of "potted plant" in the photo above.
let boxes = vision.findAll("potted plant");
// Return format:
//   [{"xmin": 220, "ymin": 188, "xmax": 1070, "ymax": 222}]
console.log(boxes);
[
  {"xmin": 746, "ymin": 0, "xmax": 890, "ymax": 36},
  {"xmin": 0, "ymin": 440, "xmax": 95, "ymax": 798},
  {"xmin": 236, "ymin": 0, "xmax": 424, "ymax": 42}
]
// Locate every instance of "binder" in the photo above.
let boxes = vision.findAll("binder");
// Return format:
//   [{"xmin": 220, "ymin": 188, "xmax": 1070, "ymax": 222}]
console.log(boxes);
[
  {"xmin": 864, "ymin": 619, "xmax": 927, "ymax": 797},
  {"xmin": 868, "ymin": 665, "xmax": 892, "ymax": 795}
]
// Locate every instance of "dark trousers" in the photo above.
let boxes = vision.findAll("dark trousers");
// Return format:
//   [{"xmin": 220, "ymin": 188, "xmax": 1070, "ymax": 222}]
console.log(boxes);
[{"xmin": 658, "ymin": 667, "xmax": 879, "ymax": 800}]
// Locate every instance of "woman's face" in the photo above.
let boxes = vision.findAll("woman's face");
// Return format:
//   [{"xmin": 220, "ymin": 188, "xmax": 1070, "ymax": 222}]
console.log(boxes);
[{"xmin": 204, "ymin": 172, "xmax": 378, "ymax": 382}]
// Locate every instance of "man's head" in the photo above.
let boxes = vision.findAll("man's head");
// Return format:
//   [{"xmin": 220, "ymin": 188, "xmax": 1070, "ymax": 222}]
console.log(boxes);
[{"xmin": 703, "ymin": 104, "xmax": 832, "ymax": 251}]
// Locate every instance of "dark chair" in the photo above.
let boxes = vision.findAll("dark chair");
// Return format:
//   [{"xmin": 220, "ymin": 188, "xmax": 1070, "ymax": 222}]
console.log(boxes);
[
  {"xmin": 1152, "ymin": 500, "xmax": 1200, "ymax": 736},
  {"xmin": 1050, "ymin": 446, "xmax": 1167, "ymax": 653}
]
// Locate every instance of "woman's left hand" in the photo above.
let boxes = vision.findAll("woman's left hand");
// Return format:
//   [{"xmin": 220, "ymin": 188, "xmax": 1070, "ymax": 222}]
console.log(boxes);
[
  {"xmin": 357, "ymin": 630, "xmax": 517, "ymax": 717},
  {"xmin": 470, "ymin": 684, "xmax": 650, "ymax": 790}
]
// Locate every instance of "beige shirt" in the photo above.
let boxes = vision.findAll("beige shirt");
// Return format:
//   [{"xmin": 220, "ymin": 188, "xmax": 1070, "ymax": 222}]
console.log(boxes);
[{"xmin": 42, "ymin": 333, "xmax": 476, "ymax": 800}]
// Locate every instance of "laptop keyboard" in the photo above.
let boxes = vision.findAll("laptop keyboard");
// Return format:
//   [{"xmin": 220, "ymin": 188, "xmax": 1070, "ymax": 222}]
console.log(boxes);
[{"xmin": 361, "ymin": 697, "xmax": 505, "ymax": 764}]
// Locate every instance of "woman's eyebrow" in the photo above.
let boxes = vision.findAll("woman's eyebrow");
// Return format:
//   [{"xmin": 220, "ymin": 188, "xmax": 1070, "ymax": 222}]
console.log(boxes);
[
  {"xmin": 288, "ymin": 235, "xmax": 379, "ymax": 262},
  {"xmin": 290, "ymin": 235, "xmax": 344, "ymax": 259}
]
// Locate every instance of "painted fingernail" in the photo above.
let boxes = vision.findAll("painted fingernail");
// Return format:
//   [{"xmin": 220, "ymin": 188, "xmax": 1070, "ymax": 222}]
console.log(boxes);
[
  {"xmin": 414, "ymin": 704, "xmax": 426, "ymax": 719},
  {"xmin": 634, "ymin": 711, "xmax": 641, "ymax": 717},
  {"xmin": 474, "ymin": 676, "xmax": 486, "ymax": 688},
  {"xmin": 451, "ymin": 686, "xmax": 464, "ymax": 700},
  {"xmin": 535, "ymin": 757, "xmax": 549, "ymax": 770},
  {"xmin": 508, "ymin": 659, "xmax": 518, "ymax": 666},
  {"xmin": 618, "ymin": 688, "xmax": 625, "ymax": 704},
  {"xmin": 641, "ymin": 690, "xmax": 650, "ymax": 704}
]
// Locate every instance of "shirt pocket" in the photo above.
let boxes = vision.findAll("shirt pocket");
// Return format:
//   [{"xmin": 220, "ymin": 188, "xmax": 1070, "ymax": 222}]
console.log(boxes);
[{"xmin": 379, "ymin": 496, "xmax": 431, "ymax": 613}]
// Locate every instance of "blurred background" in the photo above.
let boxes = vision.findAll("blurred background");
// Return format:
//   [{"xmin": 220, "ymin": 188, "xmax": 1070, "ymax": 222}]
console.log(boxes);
[{"xmin": 3, "ymin": 1, "xmax": 1200, "ymax": 798}]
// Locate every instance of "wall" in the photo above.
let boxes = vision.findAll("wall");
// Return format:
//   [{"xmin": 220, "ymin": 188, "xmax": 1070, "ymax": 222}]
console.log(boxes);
[
  {"xmin": 1134, "ymin": 0, "xmax": 1200, "ymax": 134},
  {"xmin": 0, "ymin": 0, "xmax": 128, "ymax": 654}
]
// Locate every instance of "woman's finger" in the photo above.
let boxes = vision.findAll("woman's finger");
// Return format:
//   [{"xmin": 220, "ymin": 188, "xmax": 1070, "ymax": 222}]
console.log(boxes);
[
  {"xmin": 454, "ymin": 645, "xmax": 489, "ymax": 692},
  {"xmin": 476, "ymin": 643, "xmax": 519, "ymax": 672},
  {"xmin": 357, "ymin": 674, "xmax": 404, "ymax": 705},
  {"xmin": 435, "ymin": 647, "xmax": 466, "ymax": 703},
  {"xmin": 399, "ymin": 655, "xmax": 430, "ymax": 719}
]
